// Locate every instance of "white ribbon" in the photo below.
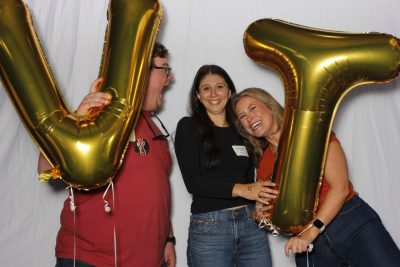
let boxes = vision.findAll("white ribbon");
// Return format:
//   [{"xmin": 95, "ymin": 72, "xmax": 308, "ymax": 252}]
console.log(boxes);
[
  {"xmin": 258, "ymin": 218, "xmax": 279, "ymax": 236},
  {"xmin": 102, "ymin": 181, "xmax": 118, "ymax": 267},
  {"xmin": 67, "ymin": 186, "xmax": 77, "ymax": 267}
]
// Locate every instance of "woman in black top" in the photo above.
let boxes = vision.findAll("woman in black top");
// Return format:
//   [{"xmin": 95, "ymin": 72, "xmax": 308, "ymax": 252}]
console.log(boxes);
[{"xmin": 174, "ymin": 65, "xmax": 276, "ymax": 267}]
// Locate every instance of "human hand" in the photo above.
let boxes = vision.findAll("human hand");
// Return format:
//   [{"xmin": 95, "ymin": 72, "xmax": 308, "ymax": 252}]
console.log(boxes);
[
  {"xmin": 257, "ymin": 180, "xmax": 278, "ymax": 202},
  {"xmin": 75, "ymin": 77, "xmax": 111, "ymax": 115},
  {"xmin": 164, "ymin": 242, "xmax": 176, "ymax": 267},
  {"xmin": 233, "ymin": 180, "xmax": 278, "ymax": 204},
  {"xmin": 284, "ymin": 232, "xmax": 316, "ymax": 256}
]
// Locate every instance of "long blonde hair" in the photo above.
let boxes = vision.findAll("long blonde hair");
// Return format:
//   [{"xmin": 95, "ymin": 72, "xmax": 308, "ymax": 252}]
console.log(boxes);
[{"xmin": 232, "ymin": 88, "xmax": 284, "ymax": 165}]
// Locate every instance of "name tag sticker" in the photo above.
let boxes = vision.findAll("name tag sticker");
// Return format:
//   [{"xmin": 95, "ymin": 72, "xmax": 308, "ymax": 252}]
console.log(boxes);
[{"xmin": 232, "ymin": 145, "xmax": 249, "ymax": 157}]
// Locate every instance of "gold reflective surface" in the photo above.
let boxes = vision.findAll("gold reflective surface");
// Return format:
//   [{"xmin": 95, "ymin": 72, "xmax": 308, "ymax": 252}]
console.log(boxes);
[
  {"xmin": 0, "ymin": 0, "xmax": 163, "ymax": 189},
  {"xmin": 244, "ymin": 19, "xmax": 400, "ymax": 234}
]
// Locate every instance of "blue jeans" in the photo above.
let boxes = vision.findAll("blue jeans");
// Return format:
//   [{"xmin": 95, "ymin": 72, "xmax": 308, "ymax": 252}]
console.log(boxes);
[
  {"xmin": 56, "ymin": 258, "xmax": 167, "ymax": 267},
  {"xmin": 296, "ymin": 194, "xmax": 400, "ymax": 267},
  {"xmin": 55, "ymin": 258, "xmax": 94, "ymax": 267},
  {"xmin": 187, "ymin": 205, "xmax": 272, "ymax": 267}
]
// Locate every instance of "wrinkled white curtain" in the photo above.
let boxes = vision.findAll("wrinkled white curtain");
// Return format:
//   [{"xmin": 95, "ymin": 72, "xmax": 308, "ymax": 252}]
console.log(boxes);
[{"xmin": 0, "ymin": 0, "xmax": 399, "ymax": 266}]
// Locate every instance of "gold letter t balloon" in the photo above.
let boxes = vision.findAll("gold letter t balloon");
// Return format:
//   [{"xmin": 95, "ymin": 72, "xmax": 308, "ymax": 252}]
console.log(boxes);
[
  {"xmin": 0, "ymin": 0, "xmax": 163, "ymax": 190},
  {"xmin": 244, "ymin": 19, "xmax": 400, "ymax": 235}
]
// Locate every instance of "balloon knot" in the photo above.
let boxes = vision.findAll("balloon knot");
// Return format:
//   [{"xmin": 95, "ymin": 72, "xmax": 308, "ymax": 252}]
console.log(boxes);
[{"xmin": 39, "ymin": 167, "xmax": 61, "ymax": 182}]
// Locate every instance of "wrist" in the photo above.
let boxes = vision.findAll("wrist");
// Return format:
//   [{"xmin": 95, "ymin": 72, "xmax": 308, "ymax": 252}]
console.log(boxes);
[
  {"xmin": 304, "ymin": 226, "xmax": 320, "ymax": 241},
  {"xmin": 166, "ymin": 236, "xmax": 176, "ymax": 245},
  {"xmin": 297, "ymin": 220, "xmax": 323, "ymax": 240},
  {"xmin": 312, "ymin": 218, "xmax": 325, "ymax": 233}
]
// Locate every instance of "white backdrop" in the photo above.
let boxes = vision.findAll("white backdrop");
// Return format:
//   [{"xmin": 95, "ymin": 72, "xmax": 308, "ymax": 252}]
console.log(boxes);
[{"xmin": 0, "ymin": 0, "xmax": 399, "ymax": 266}]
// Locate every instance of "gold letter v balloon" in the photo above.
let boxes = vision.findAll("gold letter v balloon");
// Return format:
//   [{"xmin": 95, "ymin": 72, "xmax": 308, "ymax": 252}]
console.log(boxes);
[
  {"xmin": 244, "ymin": 19, "xmax": 400, "ymax": 235},
  {"xmin": 0, "ymin": 0, "xmax": 162, "ymax": 190}
]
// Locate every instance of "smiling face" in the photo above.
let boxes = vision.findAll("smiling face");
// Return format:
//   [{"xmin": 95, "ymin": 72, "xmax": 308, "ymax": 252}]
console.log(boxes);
[
  {"xmin": 234, "ymin": 95, "xmax": 277, "ymax": 139},
  {"xmin": 196, "ymin": 73, "xmax": 231, "ymax": 119},
  {"xmin": 142, "ymin": 56, "xmax": 173, "ymax": 112}
]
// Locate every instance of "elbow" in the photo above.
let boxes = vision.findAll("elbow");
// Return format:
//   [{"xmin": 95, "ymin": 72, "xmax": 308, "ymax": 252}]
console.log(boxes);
[
  {"xmin": 185, "ymin": 187, "xmax": 193, "ymax": 195},
  {"xmin": 343, "ymin": 184, "xmax": 350, "ymax": 197},
  {"xmin": 336, "ymin": 183, "xmax": 350, "ymax": 202},
  {"xmin": 181, "ymin": 180, "xmax": 195, "ymax": 195}
]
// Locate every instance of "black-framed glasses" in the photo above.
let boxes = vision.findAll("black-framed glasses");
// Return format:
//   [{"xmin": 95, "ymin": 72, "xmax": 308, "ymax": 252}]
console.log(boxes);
[
  {"xmin": 151, "ymin": 65, "xmax": 172, "ymax": 77},
  {"xmin": 142, "ymin": 112, "xmax": 170, "ymax": 141}
]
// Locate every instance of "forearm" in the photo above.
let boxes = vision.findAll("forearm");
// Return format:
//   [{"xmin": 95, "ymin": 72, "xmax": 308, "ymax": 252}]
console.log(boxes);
[
  {"xmin": 168, "ymin": 220, "xmax": 174, "ymax": 237},
  {"xmin": 232, "ymin": 183, "xmax": 251, "ymax": 198},
  {"xmin": 317, "ymin": 186, "xmax": 348, "ymax": 223},
  {"xmin": 176, "ymin": 142, "xmax": 238, "ymax": 197},
  {"xmin": 285, "ymin": 140, "xmax": 351, "ymax": 255},
  {"xmin": 302, "ymin": 186, "xmax": 349, "ymax": 242},
  {"xmin": 164, "ymin": 220, "xmax": 176, "ymax": 267},
  {"xmin": 302, "ymin": 140, "xmax": 351, "ymax": 241},
  {"xmin": 232, "ymin": 181, "xmax": 277, "ymax": 205},
  {"xmin": 175, "ymin": 126, "xmax": 236, "ymax": 198}
]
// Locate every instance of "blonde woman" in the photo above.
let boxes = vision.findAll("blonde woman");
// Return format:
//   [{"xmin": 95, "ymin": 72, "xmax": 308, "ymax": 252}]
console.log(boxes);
[{"xmin": 233, "ymin": 87, "xmax": 400, "ymax": 267}]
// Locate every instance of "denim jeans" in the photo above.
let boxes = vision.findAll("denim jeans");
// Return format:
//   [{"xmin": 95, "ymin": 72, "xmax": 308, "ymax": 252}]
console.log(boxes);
[
  {"xmin": 187, "ymin": 205, "xmax": 272, "ymax": 267},
  {"xmin": 296, "ymin": 194, "xmax": 400, "ymax": 267},
  {"xmin": 56, "ymin": 258, "xmax": 168, "ymax": 267},
  {"xmin": 55, "ymin": 258, "xmax": 94, "ymax": 267}
]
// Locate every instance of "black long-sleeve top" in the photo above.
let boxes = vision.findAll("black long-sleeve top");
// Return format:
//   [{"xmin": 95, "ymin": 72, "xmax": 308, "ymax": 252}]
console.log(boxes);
[{"xmin": 174, "ymin": 117, "xmax": 254, "ymax": 214}]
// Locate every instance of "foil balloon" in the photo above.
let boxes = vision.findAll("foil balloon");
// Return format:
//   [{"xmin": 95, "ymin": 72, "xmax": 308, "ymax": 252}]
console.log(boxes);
[
  {"xmin": 0, "ymin": 0, "xmax": 163, "ymax": 190},
  {"xmin": 243, "ymin": 19, "xmax": 400, "ymax": 235}
]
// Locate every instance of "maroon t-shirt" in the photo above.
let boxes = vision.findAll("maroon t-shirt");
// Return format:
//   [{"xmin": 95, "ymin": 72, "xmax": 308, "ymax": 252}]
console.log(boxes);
[{"xmin": 56, "ymin": 112, "xmax": 172, "ymax": 267}]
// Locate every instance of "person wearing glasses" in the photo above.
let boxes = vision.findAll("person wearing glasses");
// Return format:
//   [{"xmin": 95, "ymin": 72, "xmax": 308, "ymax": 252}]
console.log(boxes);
[
  {"xmin": 174, "ymin": 65, "xmax": 276, "ymax": 267},
  {"xmin": 38, "ymin": 43, "xmax": 176, "ymax": 267}
]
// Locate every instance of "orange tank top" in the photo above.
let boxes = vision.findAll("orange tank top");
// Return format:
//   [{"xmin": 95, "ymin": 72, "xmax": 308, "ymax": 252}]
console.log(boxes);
[{"xmin": 256, "ymin": 133, "xmax": 356, "ymax": 209}]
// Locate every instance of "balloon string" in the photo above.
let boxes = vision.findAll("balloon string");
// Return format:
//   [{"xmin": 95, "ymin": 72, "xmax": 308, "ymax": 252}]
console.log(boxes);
[
  {"xmin": 306, "ymin": 245, "xmax": 314, "ymax": 267},
  {"xmin": 102, "ymin": 181, "xmax": 114, "ymax": 213},
  {"xmin": 257, "ymin": 217, "xmax": 314, "ymax": 265},
  {"xmin": 67, "ymin": 187, "xmax": 77, "ymax": 267},
  {"xmin": 297, "ymin": 224, "xmax": 314, "ymax": 266},
  {"xmin": 297, "ymin": 224, "xmax": 315, "ymax": 255},
  {"xmin": 258, "ymin": 218, "xmax": 279, "ymax": 236},
  {"xmin": 68, "ymin": 186, "xmax": 76, "ymax": 212},
  {"xmin": 102, "ymin": 181, "xmax": 118, "ymax": 267}
]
